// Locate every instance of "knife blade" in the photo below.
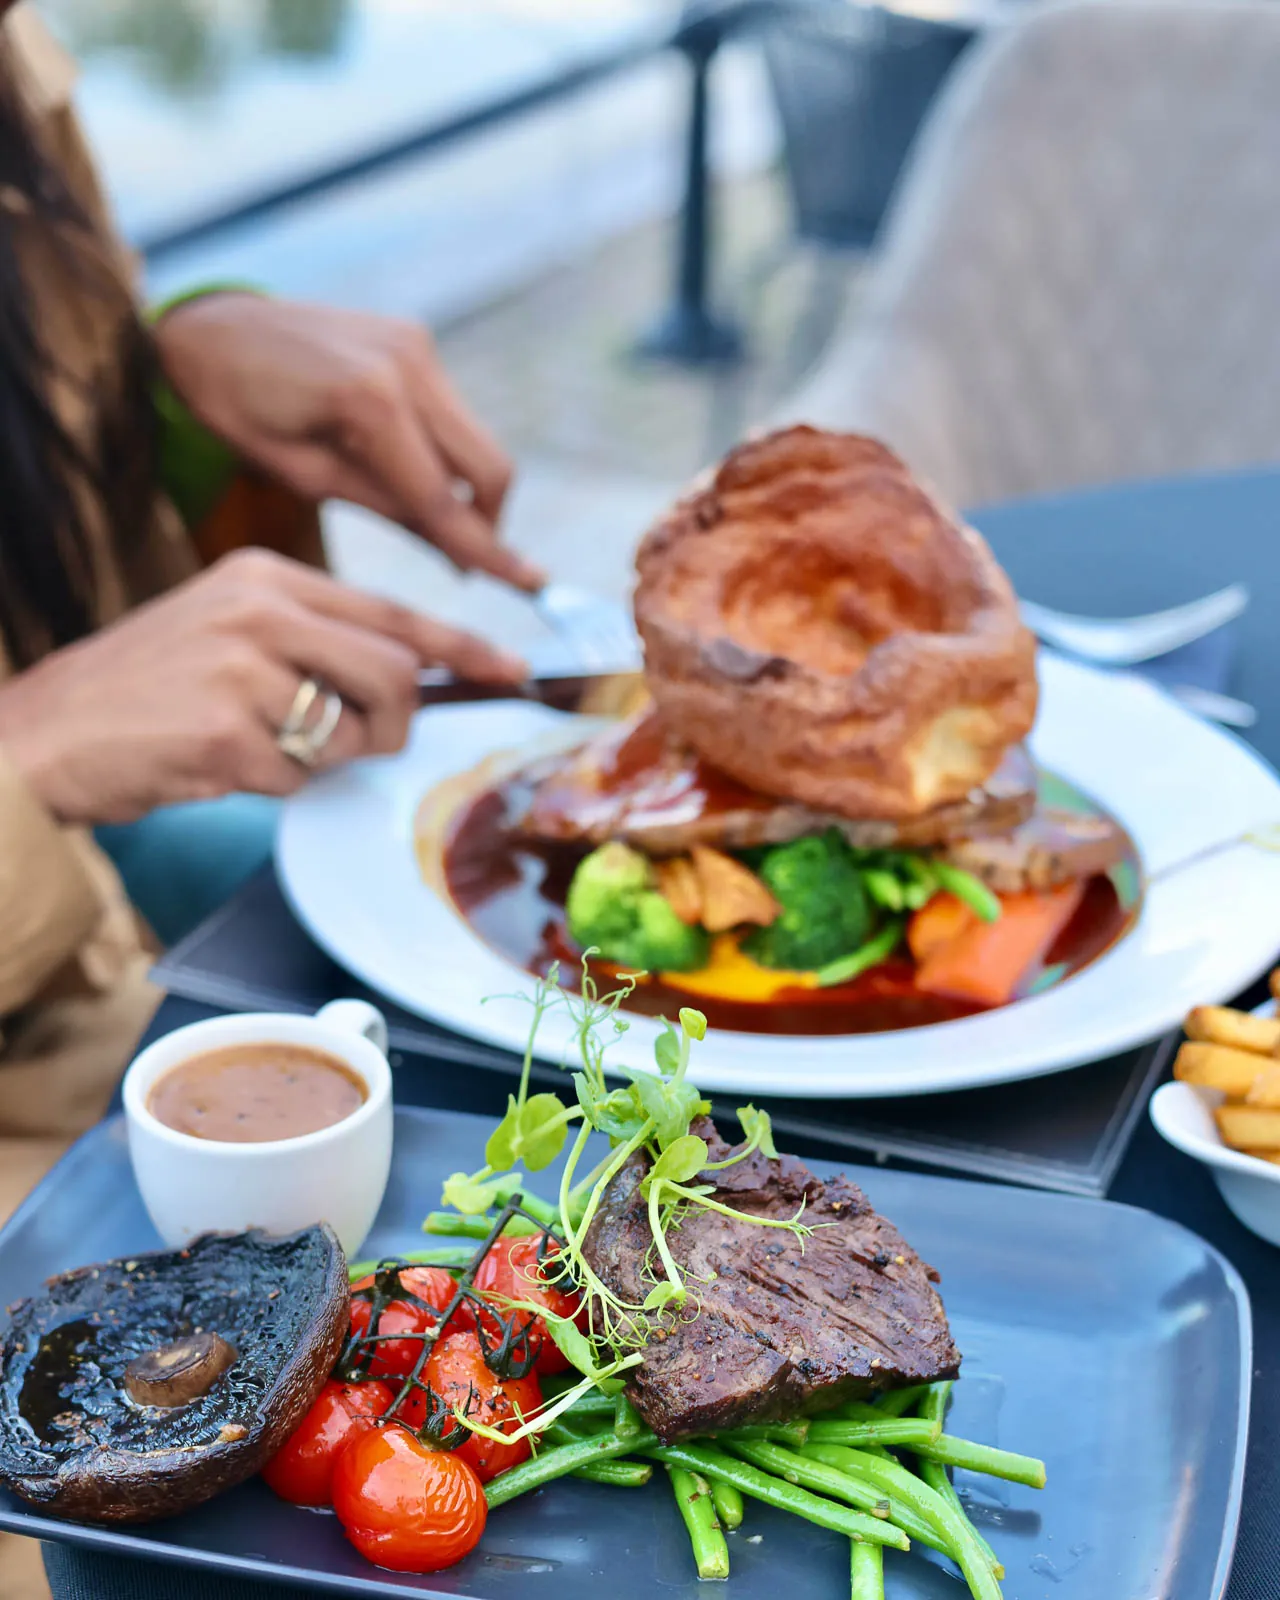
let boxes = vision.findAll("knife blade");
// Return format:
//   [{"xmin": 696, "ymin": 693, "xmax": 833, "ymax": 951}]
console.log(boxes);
[{"xmin": 417, "ymin": 666, "xmax": 644, "ymax": 716}]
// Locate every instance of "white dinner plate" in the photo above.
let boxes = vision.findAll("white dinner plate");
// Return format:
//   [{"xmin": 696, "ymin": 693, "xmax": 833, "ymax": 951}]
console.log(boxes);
[{"xmin": 277, "ymin": 653, "xmax": 1280, "ymax": 1097}]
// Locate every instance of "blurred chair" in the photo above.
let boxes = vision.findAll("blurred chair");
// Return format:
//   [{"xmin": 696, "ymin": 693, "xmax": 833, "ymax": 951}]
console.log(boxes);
[
  {"xmin": 779, "ymin": 0, "xmax": 1280, "ymax": 508},
  {"xmin": 764, "ymin": 2, "xmax": 973, "ymax": 251}
]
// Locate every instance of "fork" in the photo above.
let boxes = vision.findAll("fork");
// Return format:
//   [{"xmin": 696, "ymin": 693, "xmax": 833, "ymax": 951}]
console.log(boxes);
[
  {"xmin": 1019, "ymin": 584, "xmax": 1248, "ymax": 666},
  {"xmin": 1163, "ymin": 685, "xmax": 1257, "ymax": 729},
  {"xmin": 534, "ymin": 582, "xmax": 641, "ymax": 672}
]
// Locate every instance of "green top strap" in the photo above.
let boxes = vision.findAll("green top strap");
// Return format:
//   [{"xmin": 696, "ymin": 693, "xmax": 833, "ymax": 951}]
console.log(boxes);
[{"xmin": 147, "ymin": 283, "xmax": 262, "ymax": 530}]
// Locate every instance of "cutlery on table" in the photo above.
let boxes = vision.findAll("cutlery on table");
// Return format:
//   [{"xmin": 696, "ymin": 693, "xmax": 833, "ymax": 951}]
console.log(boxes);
[
  {"xmin": 1019, "ymin": 585, "xmax": 1248, "ymax": 665},
  {"xmin": 1164, "ymin": 685, "xmax": 1257, "ymax": 729}
]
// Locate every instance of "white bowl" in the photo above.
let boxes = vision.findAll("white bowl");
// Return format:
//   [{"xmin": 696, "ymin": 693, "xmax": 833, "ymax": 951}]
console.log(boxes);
[
  {"xmin": 123, "ymin": 1000, "xmax": 393, "ymax": 1258},
  {"xmin": 1150, "ymin": 1080, "xmax": 1280, "ymax": 1247}
]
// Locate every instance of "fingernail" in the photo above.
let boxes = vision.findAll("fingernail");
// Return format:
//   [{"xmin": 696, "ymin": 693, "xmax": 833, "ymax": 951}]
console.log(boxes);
[{"xmin": 499, "ymin": 651, "xmax": 529, "ymax": 679}]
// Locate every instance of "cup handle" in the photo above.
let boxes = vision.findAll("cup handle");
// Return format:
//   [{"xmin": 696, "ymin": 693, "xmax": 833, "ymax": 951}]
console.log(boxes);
[{"xmin": 316, "ymin": 1000, "xmax": 389, "ymax": 1055}]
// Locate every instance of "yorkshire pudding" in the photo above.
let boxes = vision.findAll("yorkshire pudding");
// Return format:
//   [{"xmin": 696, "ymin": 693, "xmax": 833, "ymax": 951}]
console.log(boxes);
[{"xmin": 634, "ymin": 427, "xmax": 1038, "ymax": 821}]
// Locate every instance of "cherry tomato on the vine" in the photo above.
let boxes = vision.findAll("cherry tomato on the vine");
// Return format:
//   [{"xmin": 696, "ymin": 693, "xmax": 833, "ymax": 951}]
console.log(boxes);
[
  {"xmin": 349, "ymin": 1266, "xmax": 461, "ymax": 1378},
  {"xmin": 472, "ymin": 1236, "xmax": 581, "ymax": 1375},
  {"xmin": 332, "ymin": 1424, "xmax": 487, "ymax": 1573},
  {"xmin": 417, "ymin": 1330, "xmax": 542, "ymax": 1483},
  {"xmin": 261, "ymin": 1379, "xmax": 395, "ymax": 1506}
]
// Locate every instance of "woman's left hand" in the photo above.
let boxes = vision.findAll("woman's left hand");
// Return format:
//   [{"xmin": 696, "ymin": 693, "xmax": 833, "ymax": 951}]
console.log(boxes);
[{"xmin": 153, "ymin": 295, "xmax": 544, "ymax": 592}]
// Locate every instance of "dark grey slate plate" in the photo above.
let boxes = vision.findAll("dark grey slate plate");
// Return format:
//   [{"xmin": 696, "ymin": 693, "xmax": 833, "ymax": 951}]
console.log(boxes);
[{"xmin": 0, "ymin": 1108, "xmax": 1251, "ymax": 1600}]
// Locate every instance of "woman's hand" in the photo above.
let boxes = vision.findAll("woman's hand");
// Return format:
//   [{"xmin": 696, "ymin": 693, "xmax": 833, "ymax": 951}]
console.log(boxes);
[
  {"xmin": 0, "ymin": 550, "xmax": 526, "ymax": 827},
  {"xmin": 152, "ymin": 295, "xmax": 544, "ymax": 592}
]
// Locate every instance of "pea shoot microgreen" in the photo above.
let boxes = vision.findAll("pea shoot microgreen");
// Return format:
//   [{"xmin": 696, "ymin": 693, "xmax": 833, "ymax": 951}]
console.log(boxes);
[{"xmin": 428, "ymin": 962, "xmax": 813, "ymax": 1440}]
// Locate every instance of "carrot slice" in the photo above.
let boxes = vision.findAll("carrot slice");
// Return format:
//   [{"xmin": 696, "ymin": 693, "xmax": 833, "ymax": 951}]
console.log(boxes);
[
  {"xmin": 915, "ymin": 882, "xmax": 1085, "ymax": 1007},
  {"xmin": 907, "ymin": 893, "xmax": 977, "ymax": 965}
]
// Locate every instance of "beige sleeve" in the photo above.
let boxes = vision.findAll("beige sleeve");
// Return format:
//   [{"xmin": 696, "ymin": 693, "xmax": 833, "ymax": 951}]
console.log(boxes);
[{"xmin": 0, "ymin": 746, "xmax": 102, "ymax": 1017}]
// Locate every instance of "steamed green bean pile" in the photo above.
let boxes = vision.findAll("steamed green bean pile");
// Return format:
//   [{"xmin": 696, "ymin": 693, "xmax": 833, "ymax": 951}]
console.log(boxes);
[{"xmin": 488, "ymin": 1379, "xmax": 1044, "ymax": 1598}]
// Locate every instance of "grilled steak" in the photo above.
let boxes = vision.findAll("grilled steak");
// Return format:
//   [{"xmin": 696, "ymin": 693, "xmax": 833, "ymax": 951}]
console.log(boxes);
[
  {"xmin": 941, "ymin": 809, "xmax": 1130, "ymax": 893},
  {"xmin": 517, "ymin": 707, "xmax": 1036, "ymax": 856},
  {"xmin": 581, "ymin": 1119, "xmax": 959, "ymax": 1440}
]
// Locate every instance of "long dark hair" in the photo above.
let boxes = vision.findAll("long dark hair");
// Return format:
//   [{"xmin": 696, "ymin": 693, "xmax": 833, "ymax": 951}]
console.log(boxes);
[{"xmin": 0, "ymin": 32, "xmax": 156, "ymax": 668}]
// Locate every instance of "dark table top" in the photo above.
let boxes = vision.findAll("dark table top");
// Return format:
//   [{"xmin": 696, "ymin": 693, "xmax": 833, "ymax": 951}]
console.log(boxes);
[
  {"xmin": 40, "ymin": 467, "xmax": 1280, "ymax": 1600},
  {"xmin": 971, "ymin": 467, "xmax": 1280, "ymax": 765}
]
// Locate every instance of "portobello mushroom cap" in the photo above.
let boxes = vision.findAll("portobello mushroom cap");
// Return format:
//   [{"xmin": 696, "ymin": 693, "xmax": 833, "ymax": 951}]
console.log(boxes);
[{"xmin": 0, "ymin": 1225, "xmax": 347, "ymax": 1524}]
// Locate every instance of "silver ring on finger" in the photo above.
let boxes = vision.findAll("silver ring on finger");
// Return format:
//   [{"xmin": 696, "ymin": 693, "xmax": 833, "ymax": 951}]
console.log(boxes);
[{"xmin": 277, "ymin": 676, "xmax": 344, "ymax": 769}]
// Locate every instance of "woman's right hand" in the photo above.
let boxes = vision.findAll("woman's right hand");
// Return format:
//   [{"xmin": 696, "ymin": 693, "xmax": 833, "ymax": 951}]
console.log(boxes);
[{"xmin": 0, "ymin": 549, "xmax": 526, "ymax": 827}]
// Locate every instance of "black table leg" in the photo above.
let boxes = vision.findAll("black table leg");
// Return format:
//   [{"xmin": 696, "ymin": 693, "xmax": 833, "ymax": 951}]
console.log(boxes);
[{"xmin": 635, "ymin": 29, "xmax": 745, "ymax": 365}]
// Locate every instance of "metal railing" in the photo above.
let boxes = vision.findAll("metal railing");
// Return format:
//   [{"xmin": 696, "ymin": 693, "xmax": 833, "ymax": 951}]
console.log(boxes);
[{"xmin": 138, "ymin": 0, "xmax": 803, "ymax": 365}]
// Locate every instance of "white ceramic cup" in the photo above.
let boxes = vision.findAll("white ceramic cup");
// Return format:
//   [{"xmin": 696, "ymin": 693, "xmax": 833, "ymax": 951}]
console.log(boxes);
[{"xmin": 123, "ymin": 1000, "xmax": 393, "ymax": 1258}]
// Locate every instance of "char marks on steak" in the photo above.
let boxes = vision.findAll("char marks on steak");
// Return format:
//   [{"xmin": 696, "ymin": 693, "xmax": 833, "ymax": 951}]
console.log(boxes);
[
  {"xmin": 517, "ymin": 706, "xmax": 1036, "ymax": 856},
  {"xmin": 581, "ymin": 1119, "xmax": 959, "ymax": 1441}
]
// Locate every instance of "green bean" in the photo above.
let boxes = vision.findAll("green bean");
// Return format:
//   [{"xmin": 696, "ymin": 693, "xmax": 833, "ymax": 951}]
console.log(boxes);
[
  {"xmin": 573, "ymin": 1460, "xmax": 653, "ymax": 1487},
  {"xmin": 930, "ymin": 861, "xmax": 1001, "ymax": 923},
  {"xmin": 917, "ymin": 1380, "xmax": 952, "ymax": 1432},
  {"xmin": 611, "ymin": 1394, "xmax": 639, "ymax": 1436},
  {"xmin": 715, "ymin": 1419, "xmax": 810, "ymax": 1448},
  {"xmin": 916, "ymin": 1458, "xmax": 1001, "ymax": 1576},
  {"xmin": 667, "ymin": 1466, "xmax": 730, "ymax": 1580},
  {"xmin": 849, "ymin": 1539, "xmax": 884, "ymax": 1600},
  {"xmin": 346, "ymin": 1245, "xmax": 474, "ymax": 1280},
  {"xmin": 486, "ymin": 1426, "xmax": 658, "ymax": 1508},
  {"xmin": 901, "ymin": 855, "xmax": 939, "ymax": 892},
  {"xmin": 808, "ymin": 1417, "xmax": 940, "ymax": 1450},
  {"xmin": 645, "ymin": 1443, "xmax": 909, "ymax": 1550},
  {"xmin": 734, "ymin": 1441, "xmax": 943, "ymax": 1554},
  {"xmin": 837, "ymin": 1401, "xmax": 940, "ymax": 1439},
  {"xmin": 727, "ymin": 1440, "xmax": 937, "ymax": 1545},
  {"xmin": 815, "ymin": 921, "xmax": 905, "ymax": 989},
  {"xmin": 422, "ymin": 1210, "xmax": 539, "ymax": 1239},
  {"xmin": 544, "ymin": 1420, "xmax": 599, "ymax": 1448},
  {"xmin": 710, "ymin": 1478, "xmax": 744, "ymax": 1530},
  {"xmin": 564, "ymin": 1391, "xmax": 620, "ymax": 1419},
  {"xmin": 862, "ymin": 869, "xmax": 905, "ymax": 911},
  {"xmin": 801, "ymin": 1444, "xmax": 1002, "ymax": 1600},
  {"xmin": 499, "ymin": 1186, "xmax": 561, "ymax": 1227},
  {"xmin": 871, "ymin": 1385, "xmax": 928, "ymax": 1418},
  {"xmin": 915, "ymin": 1433, "xmax": 1046, "ymax": 1489}
]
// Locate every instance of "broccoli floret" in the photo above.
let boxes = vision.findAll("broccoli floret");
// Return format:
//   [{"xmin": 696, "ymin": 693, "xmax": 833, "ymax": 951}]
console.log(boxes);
[
  {"xmin": 742, "ymin": 830, "xmax": 873, "ymax": 970},
  {"xmin": 566, "ymin": 842, "xmax": 710, "ymax": 972}
]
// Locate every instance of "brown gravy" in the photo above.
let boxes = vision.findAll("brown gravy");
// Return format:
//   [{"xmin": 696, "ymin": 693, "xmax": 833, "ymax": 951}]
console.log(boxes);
[
  {"xmin": 148, "ymin": 1044, "xmax": 367, "ymax": 1143},
  {"xmin": 438, "ymin": 773, "xmax": 1141, "ymax": 1037}
]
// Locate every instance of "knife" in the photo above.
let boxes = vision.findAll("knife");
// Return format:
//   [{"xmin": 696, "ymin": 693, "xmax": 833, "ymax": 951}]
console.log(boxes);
[{"xmin": 417, "ymin": 666, "xmax": 644, "ymax": 716}]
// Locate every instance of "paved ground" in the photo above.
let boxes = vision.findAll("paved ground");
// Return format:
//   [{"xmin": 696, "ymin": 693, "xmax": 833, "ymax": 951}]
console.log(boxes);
[{"xmin": 326, "ymin": 167, "xmax": 867, "ymax": 644}]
